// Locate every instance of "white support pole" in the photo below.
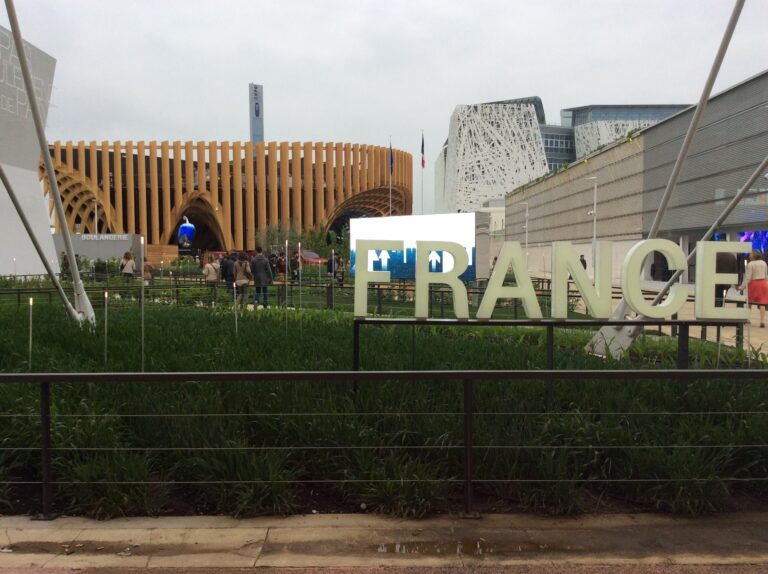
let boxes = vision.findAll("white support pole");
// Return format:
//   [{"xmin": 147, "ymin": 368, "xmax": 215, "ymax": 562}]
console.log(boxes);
[
  {"xmin": 5, "ymin": 0, "xmax": 94, "ymax": 324},
  {"xmin": 233, "ymin": 282, "xmax": 239, "ymax": 337},
  {"xmin": 28, "ymin": 297, "xmax": 33, "ymax": 370},
  {"xmin": 140, "ymin": 236, "xmax": 145, "ymax": 372},
  {"xmin": 589, "ymin": 0, "xmax": 746, "ymax": 358},
  {"xmin": 104, "ymin": 291, "xmax": 108, "ymax": 365}
]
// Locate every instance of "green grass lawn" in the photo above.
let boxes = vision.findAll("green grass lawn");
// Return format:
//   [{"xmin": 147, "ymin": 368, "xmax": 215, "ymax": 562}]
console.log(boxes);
[{"xmin": 0, "ymin": 302, "xmax": 764, "ymax": 519}]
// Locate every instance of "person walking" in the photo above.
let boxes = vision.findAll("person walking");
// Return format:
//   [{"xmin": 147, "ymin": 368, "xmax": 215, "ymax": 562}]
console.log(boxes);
[
  {"xmin": 335, "ymin": 256, "xmax": 346, "ymax": 287},
  {"xmin": 579, "ymin": 254, "xmax": 587, "ymax": 270},
  {"xmin": 251, "ymin": 246, "xmax": 273, "ymax": 308},
  {"xmin": 738, "ymin": 249, "xmax": 768, "ymax": 327},
  {"xmin": 289, "ymin": 251, "xmax": 301, "ymax": 283},
  {"xmin": 221, "ymin": 253, "xmax": 235, "ymax": 302},
  {"xmin": 203, "ymin": 254, "xmax": 220, "ymax": 306},
  {"xmin": 233, "ymin": 252, "xmax": 252, "ymax": 307},
  {"xmin": 120, "ymin": 252, "xmax": 136, "ymax": 282}
]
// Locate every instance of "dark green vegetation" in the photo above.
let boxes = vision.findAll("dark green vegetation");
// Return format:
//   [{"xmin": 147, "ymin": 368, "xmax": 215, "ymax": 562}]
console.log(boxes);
[{"xmin": 0, "ymin": 302, "xmax": 765, "ymax": 519}]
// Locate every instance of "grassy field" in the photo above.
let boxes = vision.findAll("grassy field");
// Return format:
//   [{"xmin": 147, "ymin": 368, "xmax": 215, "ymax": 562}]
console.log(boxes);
[{"xmin": 0, "ymin": 301, "xmax": 765, "ymax": 519}]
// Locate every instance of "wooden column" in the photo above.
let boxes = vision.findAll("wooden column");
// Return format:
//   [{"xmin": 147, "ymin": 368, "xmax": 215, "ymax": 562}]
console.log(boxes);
[
  {"xmin": 54, "ymin": 140, "xmax": 62, "ymax": 165},
  {"xmin": 245, "ymin": 142, "xmax": 256, "ymax": 250},
  {"xmin": 196, "ymin": 141, "xmax": 207, "ymax": 197},
  {"xmin": 334, "ymin": 143, "xmax": 343, "ymax": 205},
  {"xmin": 256, "ymin": 141, "xmax": 267, "ymax": 234},
  {"xmin": 137, "ymin": 141, "xmax": 147, "ymax": 239},
  {"xmin": 367, "ymin": 145, "xmax": 375, "ymax": 189},
  {"xmin": 149, "ymin": 141, "xmax": 159, "ymax": 243},
  {"xmin": 268, "ymin": 141, "xmax": 278, "ymax": 227},
  {"xmin": 343, "ymin": 144, "xmax": 352, "ymax": 202},
  {"xmin": 77, "ymin": 141, "xmax": 86, "ymax": 178},
  {"xmin": 279, "ymin": 142, "xmax": 290, "ymax": 228},
  {"xmin": 352, "ymin": 144, "xmax": 360, "ymax": 195},
  {"xmin": 88, "ymin": 141, "xmax": 98, "ymax": 185},
  {"xmin": 208, "ymin": 141, "xmax": 218, "ymax": 212},
  {"xmin": 359, "ymin": 145, "xmax": 367, "ymax": 193},
  {"xmin": 161, "ymin": 141, "xmax": 171, "ymax": 239},
  {"xmin": 221, "ymin": 141, "xmax": 232, "ymax": 250},
  {"xmin": 291, "ymin": 142, "xmax": 302, "ymax": 232},
  {"xmin": 172, "ymin": 142, "xmax": 182, "ymax": 211},
  {"xmin": 314, "ymin": 142, "xmax": 325, "ymax": 226},
  {"xmin": 184, "ymin": 141, "xmax": 194, "ymax": 201},
  {"xmin": 233, "ymin": 142, "xmax": 244, "ymax": 250},
  {"xmin": 302, "ymin": 142, "xmax": 314, "ymax": 230},
  {"xmin": 100, "ymin": 141, "xmax": 112, "ymax": 230},
  {"xmin": 373, "ymin": 145, "xmax": 382, "ymax": 187},
  {"xmin": 326, "ymin": 142, "xmax": 336, "ymax": 216},
  {"xmin": 112, "ymin": 142, "xmax": 123, "ymax": 232},
  {"xmin": 125, "ymin": 141, "xmax": 135, "ymax": 233}
]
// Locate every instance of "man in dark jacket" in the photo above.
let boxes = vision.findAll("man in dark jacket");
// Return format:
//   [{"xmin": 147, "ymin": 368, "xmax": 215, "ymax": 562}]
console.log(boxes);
[
  {"xmin": 220, "ymin": 253, "xmax": 236, "ymax": 302},
  {"xmin": 251, "ymin": 246, "xmax": 273, "ymax": 308}
]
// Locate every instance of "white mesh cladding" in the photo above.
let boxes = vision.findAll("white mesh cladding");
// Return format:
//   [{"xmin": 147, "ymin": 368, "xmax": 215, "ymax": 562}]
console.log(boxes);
[
  {"xmin": 441, "ymin": 103, "xmax": 549, "ymax": 214},
  {"xmin": 574, "ymin": 119, "xmax": 657, "ymax": 158}
]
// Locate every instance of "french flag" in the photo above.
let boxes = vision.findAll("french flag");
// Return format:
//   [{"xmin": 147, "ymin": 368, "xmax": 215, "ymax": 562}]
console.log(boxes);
[{"xmin": 421, "ymin": 133, "xmax": 425, "ymax": 168}]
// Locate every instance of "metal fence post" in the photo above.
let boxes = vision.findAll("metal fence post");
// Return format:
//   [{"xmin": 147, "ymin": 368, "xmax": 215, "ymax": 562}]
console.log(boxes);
[
  {"xmin": 546, "ymin": 324, "xmax": 554, "ymax": 369},
  {"xmin": 38, "ymin": 381, "xmax": 54, "ymax": 520},
  {"xmin": 546, "ymin": 324, "xmax": 555, "ymax": 408},
  {"xmin": 352, "ymin": 320, "xmax": 360, "ymax": 371},
  {"xmin": 440, "ymin": 290, "xmax": 445, "ymax": 318},
  {"xmin": 376, "ymin": 285, "xmax": 383, "ymax": 315},
  {"xmin": 677, "ymin": 323, "xmax": 689, "ymax": 369},
  {"xmin": 461, "ymin": 378, "xmax": 479, "ymax": 518}
]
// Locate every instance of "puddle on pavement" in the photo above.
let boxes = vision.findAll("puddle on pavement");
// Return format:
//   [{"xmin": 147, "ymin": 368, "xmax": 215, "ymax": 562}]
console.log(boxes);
[
  {"xmin": 4, "ymin": 540, "xmax": 257, "ymax": 557},
  {"xmin": 374, "ymin": 538, "xmax": 574, "ymax": 556}
]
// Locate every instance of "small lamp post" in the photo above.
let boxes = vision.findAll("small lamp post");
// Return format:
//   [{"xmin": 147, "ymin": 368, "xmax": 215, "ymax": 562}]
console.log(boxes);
[{"xmin": 585, "ymin": 177, "xmax": 598, "ymax": 270}]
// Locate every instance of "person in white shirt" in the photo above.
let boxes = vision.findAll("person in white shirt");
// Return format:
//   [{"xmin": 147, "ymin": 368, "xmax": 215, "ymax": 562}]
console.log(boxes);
[
  {"xmin": 120, "ymin": 252, "xmax": 136, "ymax": 282},
  {"xmin": 738, "ymin": 249, "xmax": 768, "ymax": 328}
]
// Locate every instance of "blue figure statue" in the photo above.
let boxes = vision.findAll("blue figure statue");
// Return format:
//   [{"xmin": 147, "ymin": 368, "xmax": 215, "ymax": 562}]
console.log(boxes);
[{"xmin": 178, "ymin": 216, "xmax": 196, "ymax": 248}]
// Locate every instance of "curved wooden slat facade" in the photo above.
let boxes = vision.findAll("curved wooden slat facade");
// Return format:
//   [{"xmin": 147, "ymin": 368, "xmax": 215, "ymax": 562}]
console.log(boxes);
[{"xmin": 41, "ymin": 141, "xmax": 412, "ymax": 250}]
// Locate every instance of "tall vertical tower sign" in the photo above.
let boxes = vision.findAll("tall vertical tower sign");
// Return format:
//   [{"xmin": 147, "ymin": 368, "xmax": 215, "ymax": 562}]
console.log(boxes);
[{"xmin": 249, "ymin": 83, "xmax": 264, "ymax": 144}]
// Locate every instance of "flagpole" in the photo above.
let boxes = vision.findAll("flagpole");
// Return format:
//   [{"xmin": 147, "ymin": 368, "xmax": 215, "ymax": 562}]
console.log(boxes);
[
  {"xmin": 421, "ymin": 129, "xmax": 424, "ymax": 215},
  {"xmin": 389, "ymin": 136, "xmax": 392, "ymax": 216}
]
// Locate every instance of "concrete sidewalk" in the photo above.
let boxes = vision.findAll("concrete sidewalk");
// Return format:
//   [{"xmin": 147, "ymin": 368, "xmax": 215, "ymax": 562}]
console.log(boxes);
[{"xmin": 1, "ymin": 513, "xmax": 768, "ymax": 570}]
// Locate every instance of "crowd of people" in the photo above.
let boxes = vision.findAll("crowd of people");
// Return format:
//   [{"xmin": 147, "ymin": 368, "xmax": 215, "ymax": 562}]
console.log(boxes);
[{"xmin": 206, "ymin": 248, "xmax": 346, "ymax": 308}]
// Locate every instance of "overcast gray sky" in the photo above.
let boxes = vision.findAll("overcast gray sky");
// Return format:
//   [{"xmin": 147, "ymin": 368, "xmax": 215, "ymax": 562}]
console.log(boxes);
[{"xmin": 4, "ymin": 0, "xmax": 767, "ymax": 213}]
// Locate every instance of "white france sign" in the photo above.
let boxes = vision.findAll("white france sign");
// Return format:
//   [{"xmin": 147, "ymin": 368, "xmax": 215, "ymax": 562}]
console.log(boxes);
[{"xmin": 353, "ymin": 239, "xmax": 751, "ymax": 321}]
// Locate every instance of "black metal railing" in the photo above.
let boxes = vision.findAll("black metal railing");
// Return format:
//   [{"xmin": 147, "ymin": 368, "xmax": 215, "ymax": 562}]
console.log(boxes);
[
  {"xmin": 1, "ymin": 364, "xmax": 766, "ymax": 520},
  {"xmin": 353, "ymin": 318, "xmax": 747, "ymax": 372}
]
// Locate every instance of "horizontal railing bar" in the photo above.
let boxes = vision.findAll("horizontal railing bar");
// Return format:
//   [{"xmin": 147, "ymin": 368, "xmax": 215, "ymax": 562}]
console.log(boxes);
[
  {"xmin": 355, "ymin": 317, "xmax": 746, "ymax": 327},
  {"xmin": 3, "ymin": 410, "xmax": 766, "ymax": 418},
  {"xmin": 3, "ymin": 477, "xmax": 768, "ymax": 485},
  {"xmin": 0, "ymin": 369, "xmax": 764, "ymax": 384},
  {"xmin": 3, "ymin": 444, "xmax": 765, "ymax": 452}
]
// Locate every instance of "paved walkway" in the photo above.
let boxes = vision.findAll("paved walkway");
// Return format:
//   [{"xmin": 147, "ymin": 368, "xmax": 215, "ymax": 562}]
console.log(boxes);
[{"xmin": 1, "ymin": 513, "xmax": 768, "ymax": 571}]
